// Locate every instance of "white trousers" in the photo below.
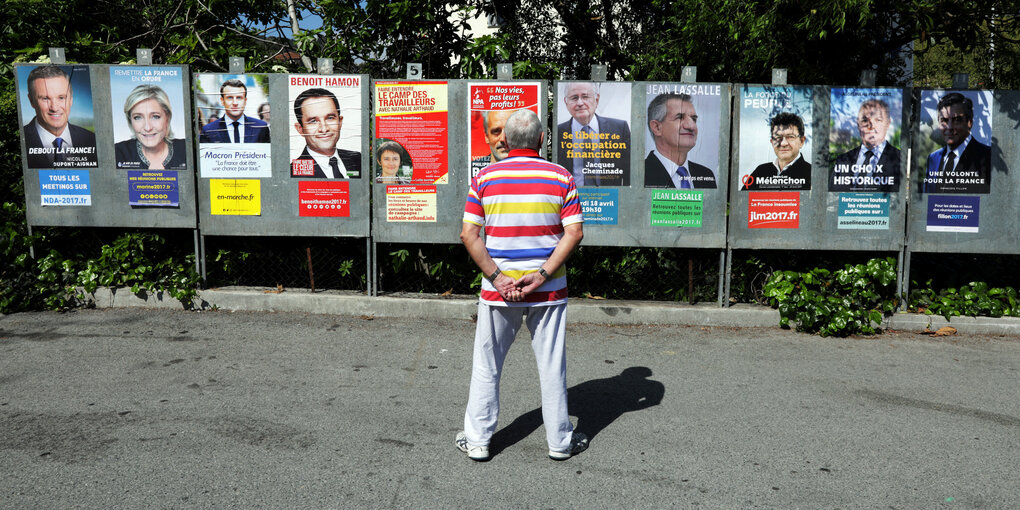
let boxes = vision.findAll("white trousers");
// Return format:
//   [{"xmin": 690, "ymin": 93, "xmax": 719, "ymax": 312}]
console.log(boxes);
[{"xmin": 463, "ymin": 302, "xmax": 573, "ymax": 451}]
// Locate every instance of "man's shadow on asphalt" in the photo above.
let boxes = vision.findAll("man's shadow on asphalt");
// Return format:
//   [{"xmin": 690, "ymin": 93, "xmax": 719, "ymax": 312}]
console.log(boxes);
[{"xmin": 489, "ymin": 366, "xmax": 665, "ymax": 455}]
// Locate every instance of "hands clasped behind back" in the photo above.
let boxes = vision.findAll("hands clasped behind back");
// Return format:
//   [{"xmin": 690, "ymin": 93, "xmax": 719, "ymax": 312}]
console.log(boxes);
[{"xmin": 493, "ymin": 272, "xmax": 546, "ymax": 302}]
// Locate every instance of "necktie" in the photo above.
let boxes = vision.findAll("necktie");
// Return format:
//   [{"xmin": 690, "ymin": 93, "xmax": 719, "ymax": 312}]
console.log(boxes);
[
  {"xmin": 677, "ymin": 166, "xmax": 692, "ymax": 189},
  {"xmin": 584, "ymin": 126, "xmax": 600, "ymax": 186},
  {"xmin": 941, "ymin": 152, "xmax": 956, "ymax": 174},
  {"xmin": 864, "ymin": 150, "xmax": 875, "ymax": 172},
  {"xmin": 232, "ymin": 121, "xmax": 240, "ymax": 143},
  {"xmin": 53, "ymin": 137, "xmax": 65, "ymax": 162},
  {"xmin": 329, "ymin": 156, "xmax": 341, "ymax": 179},
  {"xmin": 856, "ymin": 149, "xmax": 875, "ymax": 186},
  {"xmin": 572, "ymin": 127, "xmax": 589, "ymax": 186},
  {"xmin": 928, "ymin": 151, "xmax": 955, "ymax": 193}
]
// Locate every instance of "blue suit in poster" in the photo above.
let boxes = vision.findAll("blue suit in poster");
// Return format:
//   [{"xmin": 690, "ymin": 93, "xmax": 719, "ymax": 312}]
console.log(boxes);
[
  {"xmin": 199, "ymin": 114, "xmax": 271, "ymax": 143},
  {"xmin": 923, "ymin": 138, "xmax": 991, "ymax": 194}
]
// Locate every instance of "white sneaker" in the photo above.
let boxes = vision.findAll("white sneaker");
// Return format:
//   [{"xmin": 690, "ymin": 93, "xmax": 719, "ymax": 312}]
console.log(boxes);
[
  {"xmin": 455, "ymin": 431, "xmax": 490, "ymax": 461},
  {"xmin": 548, "ymin": 432, "xmax": 588, "ymax": 460}
]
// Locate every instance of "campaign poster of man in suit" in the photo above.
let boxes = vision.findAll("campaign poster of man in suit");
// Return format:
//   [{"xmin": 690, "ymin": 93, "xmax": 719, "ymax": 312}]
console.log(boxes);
[
  {"xmin": 643, "ymin": 85, "xmax": 722, "ymax": 189},
  {"xmin": 738, "ymin": 86, "xmax": 813, "ymax": 191},
  {"xmin": 917, "ymin": 90, "xmax": 992, "ymax": 194},
  {"xmin": 195, "ymin": 74, "xmax": 272, "ymax": 178},
  {"xmin": 17, "ymin": 64, "xmax": 98, "ymax": 169},
  {"xmin": 828, "ymin": 88, "xmax": 903, "ymax": 193},
  {"xmin": 556, "ymin": 81, "xmax": 631, "ymax": 187},
  {"xmin": 287, "ymin": 76, "xmax": 363, "ymax": 179}
]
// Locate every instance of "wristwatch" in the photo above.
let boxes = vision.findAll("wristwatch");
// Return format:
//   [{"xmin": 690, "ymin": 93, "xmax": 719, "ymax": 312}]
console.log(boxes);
[
  {"xmin": 487, "ymin": 268, "xmax": 501, "ymax": 282},
  {"xmin": 538, "ymin": 268, "xmax": 551, "ymax": 279}
]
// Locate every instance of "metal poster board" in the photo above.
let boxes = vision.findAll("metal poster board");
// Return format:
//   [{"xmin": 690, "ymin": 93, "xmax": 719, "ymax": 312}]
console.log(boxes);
[
  {"xmin": 906, "ymin": 88, "xmax": 1018, "ymax": 254},
  {"xmin": 727, "ymin": 84, "xmax": 908, "ymax": 251},
  {"xmin": 16, "ymin": 63, "xmax": 197, "ymax": 228},
  {"xmin": 371, "ymin": 80, "xmax": 550, "ymax": 244},
  {"xmin": 194, "ymin": 73, "xmax": 370, "ymax": 237},
  {"xmin": 553, "ymin": 80, "xmax": 732, "ymax": 249}
]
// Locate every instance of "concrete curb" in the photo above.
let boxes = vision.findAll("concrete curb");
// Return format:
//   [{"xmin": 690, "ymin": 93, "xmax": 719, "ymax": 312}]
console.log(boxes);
[
  {"xmin": 883, "ymin": 313, "xmax": 1020, "ymax": 337},
  {"xmin": 85, "ymin": 287, "xmax": 1020, "ymax": 336}
]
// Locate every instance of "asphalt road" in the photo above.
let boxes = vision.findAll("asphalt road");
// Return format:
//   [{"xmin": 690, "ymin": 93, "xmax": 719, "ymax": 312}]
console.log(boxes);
[{"xmin": 1, "ymin": 308, "xmax": 1018, "ymax": 509}]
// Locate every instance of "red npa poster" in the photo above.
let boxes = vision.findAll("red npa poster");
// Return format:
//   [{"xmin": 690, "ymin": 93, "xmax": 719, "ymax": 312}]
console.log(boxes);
[
  {"xmin": 374, "ymin": 81, "xmax": 449, "ymax": 184},
  {"xmin": 468, "ymin": 82, "xmax": 541, "ymax": 177}
]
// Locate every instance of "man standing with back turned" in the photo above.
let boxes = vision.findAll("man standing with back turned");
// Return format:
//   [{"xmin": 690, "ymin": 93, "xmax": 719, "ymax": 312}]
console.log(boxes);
[{"xmin": 456, "ymin": 110, "xmax": 588, "ymax": 462}]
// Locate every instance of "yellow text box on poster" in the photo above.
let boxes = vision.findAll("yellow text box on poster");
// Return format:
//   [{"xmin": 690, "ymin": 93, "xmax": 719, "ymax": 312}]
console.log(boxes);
[
  {"xmin": 210, "ymin": 179, "xmax": 262, "ymax": 215},
  {"xmin": 386, "ymin": 185, "xmax": 437, "ymax": 222}
]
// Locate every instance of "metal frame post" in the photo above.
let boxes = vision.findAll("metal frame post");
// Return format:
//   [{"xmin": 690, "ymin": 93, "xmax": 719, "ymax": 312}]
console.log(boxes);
[
  {"xmin": 717, "ymin": 250, "xmax": 725, "ymax": 307},
  {"xmin": 193, "ymin": 229, "xmax": 202, "ymax": 286},
  {"xmin": 724, "ymin": 247, "xmax": 733, "ymax": 307}
]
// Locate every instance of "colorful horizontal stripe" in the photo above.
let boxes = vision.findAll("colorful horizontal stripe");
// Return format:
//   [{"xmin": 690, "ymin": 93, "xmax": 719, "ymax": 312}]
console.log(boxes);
[{"xmin": 464, "ymin": 150, "xmax": 582, "ymax": 307}]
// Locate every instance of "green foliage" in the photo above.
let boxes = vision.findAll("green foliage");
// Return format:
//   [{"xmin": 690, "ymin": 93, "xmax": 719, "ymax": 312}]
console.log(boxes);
[
  {"xmin": 0, "ymin": 216, "xmax": 201, "ymax": 313},
  {"xmin": 386, "ymin": 245, "xmax": 477, "ymax": 293},
  {"xmin": 565, "ymin": 247, "xmax": 721, "ymax": 303},
  {"xmin": 214, "ymin": 248, "xmax": 251, "ymax": 280},
  {"xmin": 728, "ymin": 254, "xmax": 770, "ymax": 305},
  {"xmin": 299, "ymin": 0, "xmax": 476, "ymax": 77},
  {"xmin": 337, "ymin": 258, "xmax": 354, "ymax": 278},
  {"xmin": 0, "ymin": 203, "xmax": 74, "ymax": 311},
  {"xmin": 909, "ymin": 281, "xmax": 1018, "ymax": 321},
  {"xmin": 73, "ymin": 233, "xmax": 201, "ymax": 305},
  {"xmin": 762, "ymin": 257, "xmax": 900, "ymax": 337},
  {"xmin": 481, "ymin": 1, "xmax": 1019, "ymax": 86},
  {"xmin": 913, "ymin": 5, "xmax": 1020, "ymax": 88}
]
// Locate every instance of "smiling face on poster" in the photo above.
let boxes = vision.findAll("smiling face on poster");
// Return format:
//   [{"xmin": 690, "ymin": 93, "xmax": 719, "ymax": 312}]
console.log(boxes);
[
  {"xmin": 17, "ymin": 64, "xmax": 98, "ymax": 169},
  {"xmin": 555, "ymin": 81, "xmax": 632, "ymax": 187},
  {"xmin": 916, "ymin": 89, "xmax": 993, "ymax": 194},
  {"xmin": 195, "ymin": 74, "xmax": 272, "ymax": 178},
  {"xmin": 643, "ymin": 83, "xmax": 723, "ymax": 189},
  {"xmin": 374, "ymin": 139, "xmax": 413, "ymax": 184},
  {"xmin": 109, "ymin": 67, "xmax": 188, "ymax": 170},
  {"xmin": 287, "ymin": 75, "xmax": 363, "ymax": 179},
  {"xmin": 828, "ymin": 88, "xmax": 903, "ymax": 193},
  {"xmin": 738, "ymin": 86, "xmax": 813, "ymax": 191}
]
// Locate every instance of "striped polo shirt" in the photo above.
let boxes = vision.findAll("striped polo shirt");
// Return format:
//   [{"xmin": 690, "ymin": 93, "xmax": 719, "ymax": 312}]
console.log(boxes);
[{"xmin": 464, "ymin": 148, "xmax": 583, "ymax": 307}]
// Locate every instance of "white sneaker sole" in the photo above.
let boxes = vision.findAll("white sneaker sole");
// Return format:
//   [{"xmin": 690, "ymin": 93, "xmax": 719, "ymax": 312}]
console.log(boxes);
[{"xmin": 455, "ymin": 432, "xmax": 490, "ymax": 461}]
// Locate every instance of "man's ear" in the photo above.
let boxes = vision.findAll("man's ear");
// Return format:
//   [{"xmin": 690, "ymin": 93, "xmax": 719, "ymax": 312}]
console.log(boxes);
[{"xmin": 650, "ymin": 119, "xmax": 665, "ymax": 137}]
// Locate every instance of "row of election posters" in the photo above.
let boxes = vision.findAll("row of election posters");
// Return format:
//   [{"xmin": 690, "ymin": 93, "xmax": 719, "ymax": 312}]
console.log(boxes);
[
  {"xmin": 735, "ymin": 85, "xmax": 992, "ymax": 233},
  {"xmin": 736, "ymin": 86, "xmax": 991, "ymax": 194},
  {"xmin": 17, "ymin": 64, "xmax": 188, "ymax": 207},
  {"xmin": 194, "ymin": 74, "xmax": 364, "ymax": 217},
  {"xmin": 15, "ymin": 63, "xmax": 1000, "ymax": 233}
]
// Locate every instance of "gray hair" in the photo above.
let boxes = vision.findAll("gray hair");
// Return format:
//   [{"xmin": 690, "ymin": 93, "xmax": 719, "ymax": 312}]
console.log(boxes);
[
  {"xmin": 566, "ymin": 81, "xmax": 599, "ymax": 95},
  {"xmin": 504, "ymin": 110, "xmax": 543, "ymax": 150},
  {"xmin": 123, "ymin": 84, "xmax": 174, "ymax": 140},
  {"xmin": 647, "ymin": 93, "xmax": 692, "ymax": 130}
]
